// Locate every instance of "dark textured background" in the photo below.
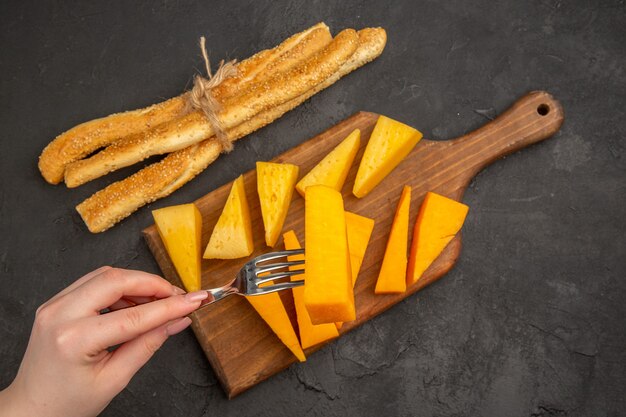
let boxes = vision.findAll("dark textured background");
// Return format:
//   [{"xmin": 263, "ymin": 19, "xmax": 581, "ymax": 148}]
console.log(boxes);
[{"xmin": 1, "ymin": 1, "xmax": 625, "ymax": 416}]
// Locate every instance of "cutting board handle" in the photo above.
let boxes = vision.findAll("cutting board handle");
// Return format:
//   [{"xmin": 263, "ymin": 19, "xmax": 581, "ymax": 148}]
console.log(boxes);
[{"xmin": 450, "ymin": 90, "xmax": 564, "ymax": 180}]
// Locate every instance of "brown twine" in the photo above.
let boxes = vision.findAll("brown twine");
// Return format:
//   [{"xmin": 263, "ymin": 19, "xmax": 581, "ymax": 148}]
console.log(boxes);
[{"xmin": 188, "ymin": 36, "xmax": 238, "ymax": 152}]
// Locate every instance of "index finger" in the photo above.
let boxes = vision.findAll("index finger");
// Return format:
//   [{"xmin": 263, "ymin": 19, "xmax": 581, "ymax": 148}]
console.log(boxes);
[
  {"xmin": 58, "ymin": 268, "xmax": 178, "ymax": 317},
  {"xmin": 42, "ymin": 266, "xmax": 112, "ymax": 309}
]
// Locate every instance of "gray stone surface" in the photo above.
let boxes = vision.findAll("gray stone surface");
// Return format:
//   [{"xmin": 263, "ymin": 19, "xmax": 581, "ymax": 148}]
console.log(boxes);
[{"xmin": 1, "ymin": 1, "xmax": 624, "ymax": 416}]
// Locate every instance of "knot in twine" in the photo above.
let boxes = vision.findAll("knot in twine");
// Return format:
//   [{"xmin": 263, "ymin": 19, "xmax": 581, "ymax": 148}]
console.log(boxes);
[{"xmin": 188, "ymin": 36, "xmax": 238, "ymax": 152}]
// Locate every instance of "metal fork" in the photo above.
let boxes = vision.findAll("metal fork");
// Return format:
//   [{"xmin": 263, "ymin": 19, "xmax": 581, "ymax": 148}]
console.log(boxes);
[{"xmin": 197, "ymin": 249, "xmax": 305, "ymax": 309}]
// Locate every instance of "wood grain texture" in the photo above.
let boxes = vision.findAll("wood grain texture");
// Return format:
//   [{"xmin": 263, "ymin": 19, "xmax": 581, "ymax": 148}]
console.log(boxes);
[{"xmin": 143, "ymin": 90, "xmax": 564, "ymax": 398}]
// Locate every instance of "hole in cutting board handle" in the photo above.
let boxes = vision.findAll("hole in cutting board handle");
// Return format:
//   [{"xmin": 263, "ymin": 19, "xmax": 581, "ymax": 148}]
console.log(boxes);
[{"xmin": 537, "ymin": 103, "xmax": 550, "ymax": 116}]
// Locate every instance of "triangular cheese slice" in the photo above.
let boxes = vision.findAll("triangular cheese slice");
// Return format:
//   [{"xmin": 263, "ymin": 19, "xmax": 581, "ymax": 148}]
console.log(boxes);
[
  {"xmin": 203, "ymin": 175, "xmax": 254, "ymax": 259},
  {"xmin": 152, "ymin": 204, "xmax": 202, "ymax": 292},
  {"xmin": 353, "ymin": 116, "xmax": 422, "ymax": 198},
  {"xmin": 247, "ymin": 289, "xmax": 306, "ymax": 362},
  {"xmin": 256, "ymin": 162, "xmax": 299, "ymax": 247},
  {"xmin": 345, "ymin": 211, "xmax": 375, "ymax": 286},
  {"xmin": 407, "ymin": 192, "xmax": 469, "ymax": 285},
  {"xmin": 295, "ymin": 129, "xmax": 360, "ymax": 197},
  {"xmin": 336, "ymin": 211, "xmax": 375, "ymax": 329},
  {"xmin": 375, "ymin": 186, "xmax": 411, "ymax": 294},
  {"xmin": 283, "ymin": 230, "xmax": 339, "ymax": 348}
]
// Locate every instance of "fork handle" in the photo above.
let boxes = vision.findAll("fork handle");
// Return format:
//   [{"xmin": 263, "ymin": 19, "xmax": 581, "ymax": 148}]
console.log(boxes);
[{"xmin": 198, "ymin": 286, "xmax": 239, "ymax": 309}]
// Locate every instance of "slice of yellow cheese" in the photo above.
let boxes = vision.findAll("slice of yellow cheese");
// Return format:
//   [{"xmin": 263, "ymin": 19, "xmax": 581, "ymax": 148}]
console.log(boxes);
[
  {"xmin": 203, "ymin": 175, "xmax": 254, "ymax": 259},
  {"xmin": 407, "ymin": 192, "xmax": 469, "ymax": 285},
  {"xmin": 296, "ymin": 129, "xmax": 360, "ymax": 197},
  {"xmin": 344, "ymin": 211, "xmax": 375, "ymax": 286},
  {"xmin": 304, "ymin": 185, "xmax": 355, "ymax": 324},
  {"xmin": 375, "ymin": 185, "xmax": 411, "ymax": 294},
  {"xmin": 152, "ymin": 204, "xmax": 202, "ymax": 292},
  {"xmin": 246, "ymin": 288, "xmax": 306, "ymax": 362},
  {"xmin": 256, "ymin": 162, "xmax": 299, "ymax": 247},
  {"xmin": 283, "ymin": 230, "xmax": 339, "ymax": 349},
  {"xmin": 353, "ymin": 116, "xmax": 422, "ymax": 198},
  {"xmin": 336, "ymin": 211, "xmax": 375, "ymax": 329}
]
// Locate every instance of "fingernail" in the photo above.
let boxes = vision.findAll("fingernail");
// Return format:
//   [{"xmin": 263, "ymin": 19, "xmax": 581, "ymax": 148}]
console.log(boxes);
[
  {"xmin": 166, "ymin": 317, "xmax": 192, "ymax": 336},
  {"xmin": 185, "ymin": 290, "xmax": 209, "ymax": 303},
  {"xmin": 172, "ymin": 285, "xmax": 186, "ymax": 295}
]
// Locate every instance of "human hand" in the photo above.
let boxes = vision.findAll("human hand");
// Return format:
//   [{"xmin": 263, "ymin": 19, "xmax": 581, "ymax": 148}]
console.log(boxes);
[{"xmin": 0, "ymin": 266, "xmax": 208, "ymax": 417}]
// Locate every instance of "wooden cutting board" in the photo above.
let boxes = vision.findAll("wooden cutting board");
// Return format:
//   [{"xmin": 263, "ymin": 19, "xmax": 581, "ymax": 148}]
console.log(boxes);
[{"xmin": 143, "ymin": 91, "xmax": 563, "ymax": 398}]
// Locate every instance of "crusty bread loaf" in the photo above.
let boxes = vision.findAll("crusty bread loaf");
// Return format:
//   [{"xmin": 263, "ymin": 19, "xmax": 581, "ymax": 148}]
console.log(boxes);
[
  {"xmin": 64, "ymin": 29, "xmax": 357, "ymax": 188},
  {"xmin": 38, "ymin": 22, "xmax": 330, "ymax": 185},
  {"xmin": 216, "ymin": 24, "xmax": 332, "ymax": 99},
  {"xmin": 38, "ymin": 96, "xmax": 188, "ymax": 185},
  {"xmin": 64, "ymin": 25, "xmax": 333, "ymax": 188},
  {"xmin": 76, "ymin": 28, "xmax": 387, "ymax": 233}
]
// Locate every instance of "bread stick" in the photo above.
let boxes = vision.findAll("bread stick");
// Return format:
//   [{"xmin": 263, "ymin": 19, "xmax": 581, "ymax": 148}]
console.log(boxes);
[
  {"xmin": 76, "ymin": 28, "xmax": 387, "ymax": 232},
  {"xmin": 64, "ymin": 25, "xmax": 332, "ymax": 188},
  {"xmin": 38, "ymin": 23, "xmax": 330, "ymax": 184},
  {"xmin": 64, "ymin": 29, "xmax": 358, "ymax": 188}
]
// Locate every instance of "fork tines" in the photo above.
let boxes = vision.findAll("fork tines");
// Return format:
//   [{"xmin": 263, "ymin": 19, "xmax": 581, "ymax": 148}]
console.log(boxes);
[
  {"xmin": 252, "ymin": 249, "xmax": 304, "ymax": 264},
  {"xmin": 255, "ymin": 269, "xmax": 305, "ymax": 286},
  {"xmin": 246, "ymin": 249, "xmax": 305, "ymax": 296},
  {"xmin": 255, "ymin": 260, "xmax": 305, "ymax": 275}
]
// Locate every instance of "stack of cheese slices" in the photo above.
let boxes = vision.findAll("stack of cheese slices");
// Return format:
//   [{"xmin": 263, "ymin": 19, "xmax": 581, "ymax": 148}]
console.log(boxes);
[{"xmin": 37, "ymin": 23, "xmax": 387, "ymax": 233}]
